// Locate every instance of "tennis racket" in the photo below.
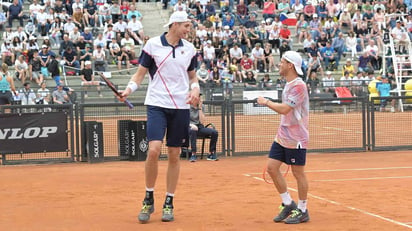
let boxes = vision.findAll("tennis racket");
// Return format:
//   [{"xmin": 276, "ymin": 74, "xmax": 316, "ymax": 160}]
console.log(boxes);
[
  {"xmin": 263, "ymin": 164, "xmax": 290, "ymax": 184},
  {"xmin": 98, "ymin": 72, "xmax": 134, "ymax": 109}
]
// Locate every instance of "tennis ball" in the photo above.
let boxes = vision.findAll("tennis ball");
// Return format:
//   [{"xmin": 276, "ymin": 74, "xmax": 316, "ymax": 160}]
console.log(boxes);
[
  {"xmin": 405, "ymin": 92, "xmax": 412, "ymax": 104},
  {"xmin": 369, "ymin": 92, "xmax": 380, "ymax": 105},
  {"xmin": 368, "ymin": 80, "xmax": 380, "ymax": 94},
  {"xmin": 405, "ymin": 79, "xmax": 412, "ymax": 91}
]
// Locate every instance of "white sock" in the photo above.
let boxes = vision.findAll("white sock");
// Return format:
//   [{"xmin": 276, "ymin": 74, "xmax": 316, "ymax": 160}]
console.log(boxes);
[
  {"xmin": 166, "ymin": 192, "xmax": 174, "ymax": 197},
  {"xmin": 146, "ymin": 187, "xmax": 154, "ymax": 192},
  {"xmin": 298, "ymin": 200, "xmax": 307, "ymax": 212},
  {"xmin": 280, "ymin": 192, "xmax": 292, "ymax": 205}
]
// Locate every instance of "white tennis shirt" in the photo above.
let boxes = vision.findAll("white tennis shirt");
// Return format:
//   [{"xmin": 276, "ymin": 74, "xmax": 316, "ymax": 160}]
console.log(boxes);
[{"xmin": 139, "ymin": 33, "xmax": 197, "ymax": 109}]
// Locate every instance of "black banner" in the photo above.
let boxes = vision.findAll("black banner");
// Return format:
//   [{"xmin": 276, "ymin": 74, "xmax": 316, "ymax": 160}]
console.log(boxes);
[
  {"xmin": 83, "ymin": 121, "xmax": 104, "ymax": 163},
  {"xmin": 129, "ymin": 121, "xmax": 148, "ymax": 161},
  {"xmin": 118, "ymin": 120, "xmax": 132, "ymax": 158},
  {"xmin": 0, "ymin": 112, "xmax": 68, "ymax": 153}
]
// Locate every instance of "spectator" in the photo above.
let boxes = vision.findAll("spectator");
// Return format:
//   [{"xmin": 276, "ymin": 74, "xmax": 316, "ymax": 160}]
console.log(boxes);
[
  {"xmin": 36, "ymin": 7, "xmax": 49, "ymax": 36},
  {"xmin": 351, "ymin": 71, "xmax": 363, "ymax": 96},
  {"xmin": 309, "ymin": 14, "xmax": 321, "ymax": 41},
  {"xmin": 320, "ymin": 41, "xmax": 336, "ymax": 71},
  {"xmin": 104, "ymin": 24, "xmax": 116, "ymax": 47},
  {"xmin": 13, "ymin": 26, "xmax": 27, "ymax": 44},
  {"xmin": 15, "ymin": 55, "xmax": 29, "ymax": 85},
  {"xmin": 296, "ymin": 14, "xmax": 308, "ymax": 44},
  {"xmin": 278, "ymin": 39, "xmax": 291, "ymax": 60},
  {"xmin": 36, "ymin": 81, "xmax": 51, "ymax": 105},
  {"xmin": 92, "ymin": 44, "xmax": 106, "ymax": 72},
  {"xmin": 364, "ymin": 40, "xmax": 381, "ymax": 70},
  {"xmin": 292, "ymin": 0, "xmax": 304, "ymax": 17},
  {"xmin": 59, "ymin": 34, "xmax": 74, "ymax": 56},
  {"xmin": 340, "ymin": 71, "xmax": 351, "ymax": 87},
  {"xmin": 276, "ymin": 0, "xmax": 290, "ymax": 15},
  {"xmin": 322, "ymin": 71, "xmax": 335, "ymax": 93},
  {"xmin": 244, "ymin": 70, "xmax": 258, "ymax": 90},
  {"xmin": 263, "ymin": 42, "xmax": 275, "ymax": 73},
  {"xmin": 79, "ymin": 43, "xmax": 93, "ymax": 69},
  {"xmin": 306, "ymin": 42, "xmax": 324, "ymax": 78},
  {"xmin": 84, "ymin": 0, "xmax": 98, "ymax": 27},
  {"xmin": 342, "ymin": 58, "xmax": 356, "ymax": 78},
  {"xmin": 19, "ymin": 82, "xmax": 37, "ymax": 106},
  {"xmin": 279, "ymin": 24, "xmax": 292, "ymax": 49},
  {"xmin": 345, "ymin": 31, "xmax": 358, "ymax": 60},
  {"xmin": 173, "ymin": 0, "xmax": 187, "ymax": 12},
  {"xmin": 108, "ymin": 37, "xmax": 121, "ymax": 64},
  {"xmin": 188, "ymin": 92, "xmax": 219, "ymax": 162},
  {"xmin": 69, "ymin": 26, "xmax": 81, "ymax": 43},
  {"xmin": 82, "ymin": 27, "xmax": 94, "ymax": 45},
  {"xmin": 210, "ymin": 65, "xmax": 221, "ymax": 87},
  {"xmin": 196, "ymin": 62, "xmax": 209, "ymax": 87},
  {"xmin": 11, "ymin": 36, "xmax": 23, "ymax": 58},
  {"xmin": 391, "ymin": 20, "xmax": 410, "ymax": 54},
  {"xmin": 80, "ymin": 60, "xmax": 106, "ymax": 98},
  {"xmin": 63, "ymin": 17, "xmax": 76, "ymax": 35},
  {"xmin": 127, "ymin": 15, "xmax": 144, "ymax": 45},
  {"xmin": 222, "ymin": 13, "xmax": 235, "ymax": 29},
  {"xmin": 357, "ymin": 51, "xmax": 371, "ymax": 73},
  {"xmin": 251, "ymin": 42, "xmax": 265, "ymax": 72},
  {"xmin": 203, "ymin": 40, "xmax": 215, "ymax": 69},
  {"xmin": 303, "ymin": 1, "xmax": 316, "ymax": 21},
  {"xmin": 98, "ymin": 4, "xmax": 112, "ymax": 27},
  {"xmin": 306, "ymin": 71, "xmax": 320, "ymax": 94},
  {"xmin": 316, "ymin": 0, "xmax": 327, "ymax": 20},
  {"xmin": 247, "ymin": 0, "xmax": 259, "ymax": 17},
  {"xmin": 8, "ymin": 0, "xmax": 23, "ymax": 28},
  {"xmin": 48, "ymin": 54, "xmax": 61, "ymax": 86},
  {"xmin": 262, "ymin": 0, "xmax": 276, "ymax": 21},
  {"xmin": 205, "ymin": 0, "xmax": 216, "ymax": 18},
  {"xmin": 76, "ymin": 36, "xmax": 88, "ymax": 54},
  {"xmin": 235, "ymin": 0, "xmax": 248, "ymax": 26},
  {"xmin": 221, "ymin": 67, "xmax": 233, "ymax": 95},
  {"xmin": 29, "ymin": 50, "xmax": 44, "ymax": 85},
  {"xmin": 39, "ymin": 44, "xmax": 52, "ymax": 70},
  {"xmin": 268, "ymin": 23, "xmax": 280, "ymax": 53},
  {"xmin": 1, "ymin": 38, "xmax": 15, "ymax": 66},
  {"xmin": 93, "ymin": 33, "xmax": 106, "ymax": 50},
  {"xmin": 62, "ymin": 47, "xmax": 80, "ymax": 75},
  {"xmin": 52, "ymin": 83, "xmax": 70, "ymax": 104},
  {"xmin": 339, "ymin": 8, "xmax": 353, "ymax": 31},
  {"xmin": 260, "ymin": 73, "xmax": 273, "ymax": 89},
  {"xmin": 113, "ymin": 17, "xmax": 128, "ymax": 37},
  {"xmin": 332, "ymin": 32, "xmax": 345, "ymax": 67}
]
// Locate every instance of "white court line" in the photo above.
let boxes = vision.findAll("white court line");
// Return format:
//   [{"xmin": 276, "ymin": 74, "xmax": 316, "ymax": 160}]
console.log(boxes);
[
  {"xmin": 314, "ymin": 175, "xmax": 412, "ymax": 182},
  {"xmin": 247, "ymin": 175, "xmax": 412, "ymax": 229},
  {"xmin": 245, "ymin": 166, "xmax": 412, "ymax": 175}
]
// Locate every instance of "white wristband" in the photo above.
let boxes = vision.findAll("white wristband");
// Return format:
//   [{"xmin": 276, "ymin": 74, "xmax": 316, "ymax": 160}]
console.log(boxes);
[
  {"xmin": 191, "ymin": 82, "xmax": 200, "ymax": 90},
  {"xmin": 127, "ymin": 81, "xmax": 138, "ymax": 93}
]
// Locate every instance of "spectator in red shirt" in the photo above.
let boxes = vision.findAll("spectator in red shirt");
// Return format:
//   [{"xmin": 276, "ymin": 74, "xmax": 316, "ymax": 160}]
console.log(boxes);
[
  {"xmin": 303, "ymin": 1, "xmax": 316, "ymax": 21},
  {"xmin": 279, "ymin": 24, "xmax": 293, "ymax": 49},
  {"xmin": 240, "ymin": 53, "xmax": 254, "ymax": 78}
]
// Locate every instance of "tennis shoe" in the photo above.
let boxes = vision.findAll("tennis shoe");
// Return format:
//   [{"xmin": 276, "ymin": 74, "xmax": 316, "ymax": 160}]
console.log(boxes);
[
  {"xmin": 284, "ymin": 208, "xmax": 310, "ymax": 224},
  {"xmin": 138, "ymin": 201, "xmax": 154, "ymax": 223},
  {"xmin": 189, "ymin": 154, "xmax": 197, "ymax": 162},
  {"xmin": 162, "ymin": 205, "xmax": 174, "ymax": 222},
  {"xmin": 207, "ymin": 153, "xmax": 218, "ymax": 161},
  {"xmin": 273, "ymin": 201, "xmax": 297, "ymax": 222}
]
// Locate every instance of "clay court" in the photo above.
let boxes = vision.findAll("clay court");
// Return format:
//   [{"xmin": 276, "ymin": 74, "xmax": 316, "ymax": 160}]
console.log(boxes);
[{"xmin": 1, "ymin": 150, "xmax": 411, "ymax": 231}]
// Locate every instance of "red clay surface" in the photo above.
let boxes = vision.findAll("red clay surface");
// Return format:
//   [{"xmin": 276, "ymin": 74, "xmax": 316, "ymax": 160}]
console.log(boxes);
[{"xmin": 1, "ymin": 151, "xmax": 412, "ymax": 231}]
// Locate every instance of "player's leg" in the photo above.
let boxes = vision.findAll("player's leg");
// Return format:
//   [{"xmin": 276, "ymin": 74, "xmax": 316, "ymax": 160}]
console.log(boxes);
[
  {"xmin": 161, "ymin": 108, "xmax": 190, "ymax": 222},
  {"xmin": 268, "ymin": 142, "xmax": 297, "ymax": 222},
  {"xmin": 138, "ymin": 106, "xmax": 167, "ymax": 223},
  {"xmin": 284, "ymin": 148, "xmax": 309, "ymax": 224}
]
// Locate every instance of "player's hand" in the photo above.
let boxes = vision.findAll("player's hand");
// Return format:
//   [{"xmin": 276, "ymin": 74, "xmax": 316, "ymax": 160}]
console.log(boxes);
[
  {"xmin": 118, "ymin": 88, "xmax": 131, "ymax": 102},
  {"xmin": 186, "ymin": 87, "xmax": 200, "ymax": 106},
  {"xmin": 257, "ymin": 96, "xmax": 269, "ymax": 106}
]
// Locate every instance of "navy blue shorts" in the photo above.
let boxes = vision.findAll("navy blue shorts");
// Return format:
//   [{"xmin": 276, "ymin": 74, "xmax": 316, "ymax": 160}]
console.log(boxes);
[
  {"xmin": 268, "ymin": 142, "xmax": 307, "ymax": 165},
  {"xmin": 146, "ymin": 105, "xmax": 190, "ymax": 147}
]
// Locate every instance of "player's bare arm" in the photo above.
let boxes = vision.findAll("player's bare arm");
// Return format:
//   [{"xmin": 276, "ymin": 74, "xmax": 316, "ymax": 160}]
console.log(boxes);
[
  {"xmin": 256, "ymin": 96, "xmax": 293, "ymax": 115},
  {"xmin": 120, "ymin": 65, "xmax": 148, "ymax": 100},
  {"xmin": 187, "ymin": 69, "xmax": 200, "ymax": 106}
]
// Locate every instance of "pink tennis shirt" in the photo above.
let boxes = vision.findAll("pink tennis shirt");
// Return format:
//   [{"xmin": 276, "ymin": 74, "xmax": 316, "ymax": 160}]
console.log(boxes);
[{"xmin": 275, "ymin": 77, "xmax": 309, "ymax": 149}]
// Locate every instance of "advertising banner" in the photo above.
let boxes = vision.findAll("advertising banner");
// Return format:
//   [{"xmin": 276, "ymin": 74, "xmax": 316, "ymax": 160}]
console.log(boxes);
[{"xmin": 0, "ymin": 112, "xmax": 68, "ymax": 153}]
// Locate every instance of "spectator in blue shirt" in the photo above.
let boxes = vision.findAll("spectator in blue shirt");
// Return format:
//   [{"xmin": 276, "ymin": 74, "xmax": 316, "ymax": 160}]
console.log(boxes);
[
  {"xmin": 377, "ymin": 76, "xmax": 395, "ymax": 112},
  {"xmin": 8, "ymin": 0, "xmax": 23, "ymax": 27},
  {"xmin": 320, "ymin": 41, "xmax": 336, "ymax": 71}
]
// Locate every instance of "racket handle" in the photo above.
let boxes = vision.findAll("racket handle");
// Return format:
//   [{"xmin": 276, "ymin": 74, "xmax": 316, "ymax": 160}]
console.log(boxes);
[{"xmin": 124, "ymin": 99, "xmax": 134, "ymax": 109}]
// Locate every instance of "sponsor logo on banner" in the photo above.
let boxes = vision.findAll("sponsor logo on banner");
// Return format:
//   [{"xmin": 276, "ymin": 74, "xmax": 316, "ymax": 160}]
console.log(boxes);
[{"xmin": 0, "ymin": 112, "xmax": 68, "ymax": 153}]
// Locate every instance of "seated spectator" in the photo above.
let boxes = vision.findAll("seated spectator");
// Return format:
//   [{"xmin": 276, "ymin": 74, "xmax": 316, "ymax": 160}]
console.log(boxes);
[
  {"xmin": 203, "ymin": 40, "xmax": 215, "ymax": 69},
  {"xmin": 351, "ymin": 71, "xmax": 363, "ymax": 96},
  {"xmin": 320, "ymin": 41, "xmax": 336, "ymax": 71},
  {"xmin": 342, "ymin": 58, "xmax": 356, "ymax": 78},
  {"xmin": 303, "ymin": 1, "xmax": 316, "ymax": 21},
  {"xmin": 306, "ymin": 71, "xmax": 320, "ymax": 94},
  {"xmin": 72, "ymin": 7, "xmax": 85, "ymax": 30},
  {"xmin": 279, "ymin": 24, "xmax": 292, "ymax": 49},
  {"xmin": 262, "ymin": 0, "xmax": 276, "ymax": 21},
  {"xmin": 82, "ymin": 27, "xmax": 94, "ymax": 45},
  {"xmin": 92, "ymin": 45, "xmax": 106, "ymax": 72},
  {"xmin": 322, "ymin": 71, "xmax": 335, "ymax": 93},
  {"xmin": 52, "ymin": 83, "xmax": 70, "ymax": 104},
  {"xmin": 296, "ymin": 14, "xmax": 309, "ymax": 44},
  {"xmin": 209, "ymin": 66, "xmax": 221, "ymax": 87},
  {"xmin": 93, "ymin": 33, "xmax": 106, "ymax": 50},
  {"xmin": 47, "ymin": 54, "xmax": 61, "ymax": 86},
  {"xmin": 79, "ymin": 43, "xmax": 93, "ymax": 69},
  {"xmin": 340, "ymin": 71, "xmax": 351, "ymax": 87},
  {"xmin": 240, "ymin": 53, "xmax": 254, "ymax": 77},
  {"xmin": 260, "ymin": 73, "xmax": 273, "ymax": 89},
  {"xmin": 357, "ymin": 51, "xmax": 371, "ymax": 73},
  {"xmin": 36, "ymin": 81, "xmax": 51, "ymax": 105},
  {"xmin": 83, "ymin": 0, "xmax": 98, "ymax": 27},
  {"xmin": 229, "ymin": 57, "xmax": 242, "ymax": 83},
  {"xmin": 309, "ymin": 14, "xmax": 321, "ymax": 41},
  {"xmin": 98, "ymin": 4, "xmax": 112, "ymax": 27},
  {"xmin": 391, "ymin": 20, "xmax": 410, "ymax": 54},
  {"xmin": 127, "ymin": 15, "xmax": 144, "ymax": 45},
  {"xmin": 292, "ymin": 0, "xmax": 304, "ymax": 17},
  {"xmin": 19, "ymin": 82, "xmax": 37, "ymax": 106},
  {"xmin": 15, "ymin": 55, "xmax": 29, "ymax": 85},
  {"xmin": 339, "ymin": 8, "xmax": 353, "ymax": 31},
  {"xmin": 1, "ymin": 39, "xmax": 15, "ymax": 65},
  {"xmin": 263, "ymin": 42, "xmax": 275, "ymax": 73},
  {"xmin": 377, "ymin": 76, "xmax": 395, "ymax": 112},
  {"xmin": 345, "ymin": 31, "xmax": 358, "ymax": 60},
  {"xmin": 80, "ymin": 61, "xmax": 106, "ymax": 98},
  {"xmin": 59, "ymin": 34, "xmax": 74, "ymax": 56},
  {"xmin": 188, "ymin": 92, "xmax": 219, "ymax": 162},
  {"xmin": 279, "ymin": 39, "xmax": 291, "ymax": 59},
  {"xmin": 250, "ymin": 42, "xmax": 265, "ymax": 72},
  {"xmin": 316, "ymin": 0, "xmax": 327, "ymax": 21},
  {"xmin": 69, "ymin": 26, "xmax": 81, "ymax": 43},
  {"xmin": 276, "ymin": 0, "xmax": 290, "ymax": 15},
  {"xmin": 235, "ymin": 0, "xmax": 248, "ymax": 26},
  {"xmin": 221, "ymin": 67, "xmax": 233, "ymax": 94},
  {"xmin": 8, "ymin": 0, "xmax": 23, "ymax": 28},
  {"xmin": 36, "ymin": 7, "xmax": 49, "ymax": 36},
  {"xmin": 62, "ymin": 47, "xmax": 80, "ymax": 75},
  {"xmin": 243, "ymin": 70, "xmax": 258, "ymax": 90},
  {"xmin": 332, "ymin": 32, "xmax": 346, "ymax": 67},
  {"xmin": 364, "ymin": 40, "xmax": 381, "ymax": 70},
  {"xmin": 29, "ymin": 50, "xmax": 44, "ymax": 85}
]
